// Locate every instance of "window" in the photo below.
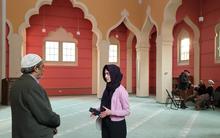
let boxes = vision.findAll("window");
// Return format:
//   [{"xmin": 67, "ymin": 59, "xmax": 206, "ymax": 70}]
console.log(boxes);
[
  {"xmin": 180, "ymin": 38, "xmax": 190, "ymax": 61},
  {"xmin": 109, "ymin": 44, "xmax": 118, "ymax": 63},
  {"xmin": 216, "ymin": 28, "xmax": 220, "ymax": 61},
  {"xmin": 177, "ymin": 29, "xmax": 190, "ymax": 65},
  {"xmin": 45, "ymin": 41, "xmax": 59, "ymax": 61},
  {"xmin": 62, "ymin": 42, "xmax": 76, "ymax": 62},
  {"xmin": 45, "ymin": 41, "xmax": 77, "ymax": 65}
]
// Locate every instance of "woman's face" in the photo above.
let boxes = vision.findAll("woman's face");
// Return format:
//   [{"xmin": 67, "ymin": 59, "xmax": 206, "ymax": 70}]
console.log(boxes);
[{"xmin": 104, "ymin": 69, "xmax": 111, "ymax": 82}]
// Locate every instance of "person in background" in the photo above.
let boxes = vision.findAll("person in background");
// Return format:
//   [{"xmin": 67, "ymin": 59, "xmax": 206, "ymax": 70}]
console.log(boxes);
[
  {"xmin": 186, "ymin": 80, "xmax": 206, "ymax": 103},
  {"xmin": 91, "ymin": 64, "xmax": 130, "ymax": 138},
  {"xmin": 195, "ymin": 80, "xmax": 215, "ymax": 110},
  {"xmin": 10, "ymin": 54, "xmax": 60, "ymax": 138},
  {"xmin": 178, "ymin": 70, "xmax": 191, "ymax": 109}
]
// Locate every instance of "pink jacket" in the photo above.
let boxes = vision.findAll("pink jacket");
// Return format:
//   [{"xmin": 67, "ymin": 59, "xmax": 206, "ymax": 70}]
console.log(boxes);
[{"xmin": 110, "ymin": 85, "xmax": 130, "ymax": 121}]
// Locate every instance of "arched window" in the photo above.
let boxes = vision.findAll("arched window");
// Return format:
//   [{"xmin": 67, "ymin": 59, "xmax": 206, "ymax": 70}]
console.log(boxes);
[
  {"xmin": 109, "ymin": 36, "xmax": 120, "ymax": 65},
  {"xmin": 180, "ymin": 38, "xmax": 190, "ymax": 61},
  {"xmin": 215, "ymin": 23, "xmax": 220, "ymax": 63},
  {"xmin": 44, "ymin": 27, "xmax": 78, "ymax": 66},
  {"xmin": 109, "ymin": 44, "xmax": 118, "ymax": 63},
  {"xmin": 177, "ymin": 29, "xmax": 190, "ymax": 65}
]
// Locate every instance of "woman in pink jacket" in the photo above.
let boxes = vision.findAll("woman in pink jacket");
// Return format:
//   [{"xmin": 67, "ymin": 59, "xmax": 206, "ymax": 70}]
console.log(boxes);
[{"xmin": 98, "ymin": 64, "xmax": 130, "ymax": 138}]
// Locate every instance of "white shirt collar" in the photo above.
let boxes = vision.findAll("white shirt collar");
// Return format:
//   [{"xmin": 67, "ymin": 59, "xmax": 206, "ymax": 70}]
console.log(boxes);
[{"xmin": 29, "ymin": 74, "xmax": 39, "ymax": 83}]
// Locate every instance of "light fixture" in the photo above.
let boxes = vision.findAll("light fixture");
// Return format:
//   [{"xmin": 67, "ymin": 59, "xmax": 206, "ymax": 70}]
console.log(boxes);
[
  {"xmin": 42, "ymin": 28, "xmax": 46, "ymax": 33},
  {"xmin": 115, "ymin": 34, "xmax": 119, "ymax": 38},
  {"xmin": 42, "ymin": 8, "xmax": 46, "ymax": 33},
  {"xmin": 115, "ymin": 29, "xmax": 119, "ymax": 38},
  {"xmin": 198, "ymin": 0, "xmax": 204, "ymax": 22},
  {"xmin": 76, "ymin": 30, "xmax": 80, "ymax": 36},
  {"xmin": 76, "ymin": 16, "xmax": 80, "ymax": 36},
  {"xmin": 198, "ymin": 16, "xmax": 204, "ymax": 22}
]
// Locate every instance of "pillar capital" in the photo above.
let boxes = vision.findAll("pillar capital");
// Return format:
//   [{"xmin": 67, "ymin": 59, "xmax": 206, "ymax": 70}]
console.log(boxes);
[{"xmin": 97, "ymin": 39, "xmax": 110, "ymax": 49}]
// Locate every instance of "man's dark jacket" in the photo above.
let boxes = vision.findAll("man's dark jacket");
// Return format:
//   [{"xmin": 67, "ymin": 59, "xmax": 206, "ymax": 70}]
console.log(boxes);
[{"xmin": 10, "ymin": 74, "xmax": 60, "ymax": 138}]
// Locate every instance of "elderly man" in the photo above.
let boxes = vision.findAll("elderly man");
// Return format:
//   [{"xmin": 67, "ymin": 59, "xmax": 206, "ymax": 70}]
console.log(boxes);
[
  {"xmin": 10, "ymin": 54, "xmax": 60, "ymax": 138},
  {"xmin": 195, "ymin": 80, "xmax": 215, "ymax": 110}
]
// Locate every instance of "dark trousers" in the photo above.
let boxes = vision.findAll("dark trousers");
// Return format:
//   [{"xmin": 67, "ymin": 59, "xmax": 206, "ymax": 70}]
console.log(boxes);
[{"xmin": 101, "ymin": 118, "xmax": 127, "ymax": 138}]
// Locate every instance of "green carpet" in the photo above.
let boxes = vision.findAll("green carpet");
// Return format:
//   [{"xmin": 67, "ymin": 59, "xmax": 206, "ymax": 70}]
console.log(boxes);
[{"xmin": 0, "ymin": 95, "xmax": 219, "ymax": 138}]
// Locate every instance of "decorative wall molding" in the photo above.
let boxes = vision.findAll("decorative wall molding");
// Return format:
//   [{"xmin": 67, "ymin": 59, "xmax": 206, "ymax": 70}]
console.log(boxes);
[
  {"xmin": 6, "ymin": 19, "xmax": 13, "ymax": 41},
  {"xmin": 121, "ymin": 9, "xmax": 129, "ymax": 17},
  {"xmin": 18, "ymin": 0, "xmax": 53, "ymax": 37},
  {"xmin": 183, "ymin": 16, "xmax": 200, "ymax": 84},
  {"xmin": 17, "ymin": 0, "xmax": 102, "ymax": 49},
  {"xmin": 71, "ymin": 0, "xmax": 102, "ymax": 45},
  {"xmin": 106, "ymin": 9, "xmax": 140, "ymax": 43},
  {"xmin": 161, "ymin": 0, "xmax": 182, "ymax": 39},
  {"xmin": 183, "ymin": 16, "xmax": 200, "ymax": 44},
  {"xmin": 142, "ymin": 6, "xmax": 157, "ymax": 36},
  {"xmin": 45, "ymin": 27, "xmax": 77, "ymax": 42}
]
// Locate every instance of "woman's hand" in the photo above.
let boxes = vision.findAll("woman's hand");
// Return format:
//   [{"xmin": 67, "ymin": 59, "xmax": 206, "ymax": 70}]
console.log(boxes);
[
  {"xmin": 100, "ymin": 106, "xmax": 112, "ymax": 118},
  {"xmin": 90, "ymin": 112, "xmax": 96, "ymax": 119}
]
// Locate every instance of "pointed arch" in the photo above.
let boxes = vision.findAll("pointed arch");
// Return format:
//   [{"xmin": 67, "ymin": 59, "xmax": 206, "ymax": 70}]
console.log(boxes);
[
  {"xmin": 127, "ymin": 32, "xmax": 135, "ymax": 49},
  {"xmin": 106, "ymin": 9, "xmax": 140, "ymax": 42},
  {"xmin": 70, "ymin": 0, "xmax": 102, "ymax": 44},
  {"xmin": 18, "ymin": 0, "xmax": 102, "ymax": 47},
  {"xmin": 161, "ymin": 0, "xmax": 182, "ymax": 39},
  {"xmin": 18, "ymin": 0, "xmax": 53, "ymax": 36},
  {"xmin": 6, "ymin": 19, "xmax": 13, "ymax": 40},
  {"xmin": 142, "ymin": 6, "xmax": 158, "ymax": 37},
  {"xmin": 183, "ymin": 16, "xmax": 200, "ymax": 44},
  {"xmin": 183, "ymin": 16, "xmax": 200, "ymax": 84}
]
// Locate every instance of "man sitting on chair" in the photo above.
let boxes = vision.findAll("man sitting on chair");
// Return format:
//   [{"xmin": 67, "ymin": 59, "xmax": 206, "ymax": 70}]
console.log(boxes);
[
  {"xmin": 186, "ymin": 80, "xmax": 206, "ymax": 103},
  {"xmin": 195, "ymin": 80, "xmax": 214, "ymax": 110},
  {"xmin": 178, "ymin": 70, "xmax": 191, "ymax": 109}
]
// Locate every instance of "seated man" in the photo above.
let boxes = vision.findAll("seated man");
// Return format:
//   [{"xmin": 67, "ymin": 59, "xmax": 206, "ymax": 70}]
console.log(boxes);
[
  {"xmin": 214, "ymin": 86, "xmax": 220, "ymax": 107},
  {"xmin": 186, "ymin": 80, "xmax": 206, "ymax": 103},
  {"xmin": 195, "ymin": 80, "xmax": 214, "ymax": 110}
]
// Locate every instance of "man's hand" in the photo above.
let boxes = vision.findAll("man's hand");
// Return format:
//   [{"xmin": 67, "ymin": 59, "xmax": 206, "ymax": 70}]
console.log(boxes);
[{"xmin": 53, "ymin": 128, "xmax": 57, "ymax": 135}]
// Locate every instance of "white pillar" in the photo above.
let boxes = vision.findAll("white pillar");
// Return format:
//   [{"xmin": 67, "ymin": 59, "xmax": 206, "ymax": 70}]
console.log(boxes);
[
  {"xmin": 156, "ymin": 35, "xmax": 173, "ymax": 103},
  {"xmin": 136, "ymin": 40, "xmax": 150, "ymax": 97},
  {"xmin": 96, "ymin": 40, "xmax": 109, "ymax": 98},
  {"xmin": 92, "ymin": 34, "xmax": 97, "ymax": 94},
  {"xmin": 126, "ymin": 46, "xmax": 132, "ymax": 93},
  {"xmin": 8, "ymin": 33, "xmax": 23, "ymax": 78},
  {"xmin": 193, "ymin": 41, "xmax": 200, "ymax": 84},
  {"xmin": 0, "ymin": 0, "xmax": 6, "ymax": 103}
]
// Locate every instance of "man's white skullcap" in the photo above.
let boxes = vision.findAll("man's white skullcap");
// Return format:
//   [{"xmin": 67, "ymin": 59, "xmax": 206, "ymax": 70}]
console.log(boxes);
[
  {"xmin": 21, "ymin": 54, "xmax": 42, "ymax": 68},
  {"xmin": 208, "ymin": 80, "xmax": 214, "ymax": 85}
]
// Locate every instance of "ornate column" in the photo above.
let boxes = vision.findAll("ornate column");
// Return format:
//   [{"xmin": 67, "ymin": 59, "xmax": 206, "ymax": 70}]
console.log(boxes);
[
  {"xmin": 126, "ymin": 45, "xmax": 132, "ymax": 93},
  {"xmin": 156, "ymin": 35, "xmax": 173, "ymax": 103},
  {"xmin": 136, "ymin": 38, "xmax": 150, "ymax": 97},
  {"xmin": 193, "ymin": 41, "xmax": 200, "ymax": 84},
  {"xmin": 96, "ymin": 40, "xmax": 110, "ymax": 98}
]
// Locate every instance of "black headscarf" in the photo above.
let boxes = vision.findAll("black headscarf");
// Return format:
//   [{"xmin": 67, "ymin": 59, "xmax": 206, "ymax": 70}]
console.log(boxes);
[{"xmin": 100, "ymin": 64, "xmax": 123, "ymax": 112}]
